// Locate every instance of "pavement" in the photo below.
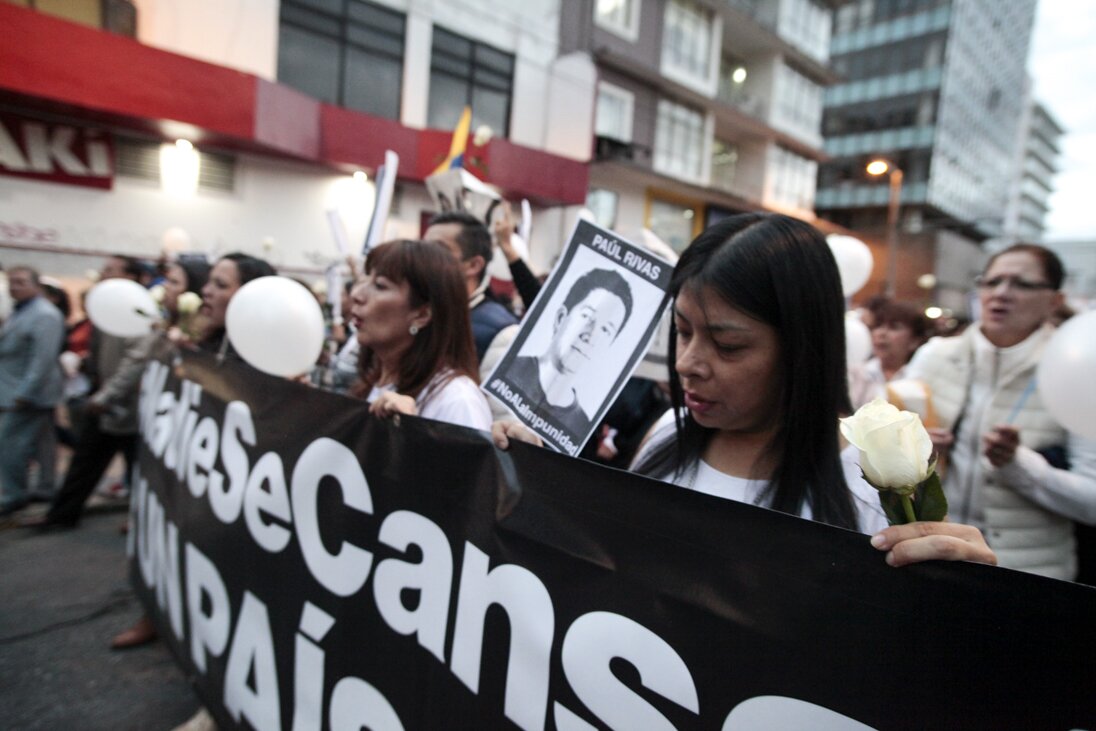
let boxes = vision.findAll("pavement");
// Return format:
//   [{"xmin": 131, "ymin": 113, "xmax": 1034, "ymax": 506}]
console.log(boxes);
[{"xmin": 0, "ymin": 506, "xmax": 202, "ymax": 730}]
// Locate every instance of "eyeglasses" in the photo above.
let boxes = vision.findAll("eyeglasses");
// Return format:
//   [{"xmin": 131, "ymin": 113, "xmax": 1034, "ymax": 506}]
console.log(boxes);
[{"xmin": 974, "ymin": 275, "xmax": 1055, "ymax": 292}]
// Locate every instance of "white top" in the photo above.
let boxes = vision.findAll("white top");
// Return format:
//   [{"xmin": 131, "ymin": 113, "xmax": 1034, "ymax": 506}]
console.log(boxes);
[
  {"xmin": 635, "ymin": 412, "xmax": 888, "ymax": 535},
  {"xmin": 929, "ymin": 325, "xmax": 1042, "ymax": 529},
  {"xmin": 368, "ymin": 370, "xmax": 492, "ymax": 432},
  {"xmin": 848, "ymin": 357, "xmax": 911, "ymax": 411}
]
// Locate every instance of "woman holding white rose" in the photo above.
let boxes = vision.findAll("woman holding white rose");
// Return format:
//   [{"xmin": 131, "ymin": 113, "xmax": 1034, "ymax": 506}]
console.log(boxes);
[
  {"xmin": 496, "ymin": 213, "xmax": 995, "ymax": 568},
  {"xmin": 158, "ymin": 256, "xmax": 210, "ymax": 344}
]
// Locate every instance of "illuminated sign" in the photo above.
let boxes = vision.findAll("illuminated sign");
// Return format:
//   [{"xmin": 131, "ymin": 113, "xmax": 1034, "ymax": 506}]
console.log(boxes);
[{"xmin": 0, "ymin": 112, "xmax": 113, "ymax": 189}]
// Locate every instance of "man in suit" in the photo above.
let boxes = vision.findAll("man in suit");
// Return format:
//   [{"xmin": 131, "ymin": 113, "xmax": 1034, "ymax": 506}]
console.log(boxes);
[{"xmin": 0, "ymin": 266, "xmax": 65, "ymax": 516}]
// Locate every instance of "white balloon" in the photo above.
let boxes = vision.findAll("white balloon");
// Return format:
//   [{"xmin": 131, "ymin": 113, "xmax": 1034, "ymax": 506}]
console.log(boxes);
[
  {"xmin": 85, "ymin": 279, "xmax": 160, "ymax": 337},
  {"xmin": 1037, "ymin": 310, "xmax": 1096, "ymax": 440},
  {"xmin": 226, "ymin": 276, "xmax": 325, "ymax": 378},
  {"xmin": 827, "ymin": 234, "xmax": 874, "ymax": 297},
  {"xmin": 845, "ymin": 312, "xmax": 872, "ymax": 365}
]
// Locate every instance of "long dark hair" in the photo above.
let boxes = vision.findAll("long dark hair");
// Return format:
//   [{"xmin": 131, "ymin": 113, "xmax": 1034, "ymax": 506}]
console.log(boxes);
[
  {"xmin": 352, "ymin": 239, "xmax": 478, "ymax": 402},
  {"xmin": 200, "ymin": 252, "xmax": 276, "ymax": 351},
  {"xmin": 175, "ymin": 255, "xmax": 211, "ymax": 295},
  {"xmin": 633, "ymin": 213, "xmax": 858, "ymax": 530},
  {"xmin": 168, "ymin": 255, "xmax": 210, "ymax": 325}
]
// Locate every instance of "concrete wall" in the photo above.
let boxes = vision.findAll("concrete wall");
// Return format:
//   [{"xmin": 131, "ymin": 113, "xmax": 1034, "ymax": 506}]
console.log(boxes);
[
  {"xmin": 0, "ymin": 154, "xmax": 377, "ymax": 275},
  {"xmin": 131, "ymin": 0, "xmax": 586, "ymax": 158},
  {"xmin": 544, "ymin": 53, "xmax": 597, "ymax": 161},
  {"xmin": 1047, "ymin": 240, "xmax": 1096, "ymax": 302},
  {"xmin": 133, "ymin": 0, "xmax": 279, "ymax": 79},
  {"xmin": 0, "ymin": 151, "xmax": 580, "ymax": 283}
]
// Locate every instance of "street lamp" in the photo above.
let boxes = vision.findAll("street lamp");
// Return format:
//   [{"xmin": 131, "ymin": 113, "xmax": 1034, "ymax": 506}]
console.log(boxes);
[{"xmin": 867, "ymin": 158, "xmax": 903, "ymax": 297}]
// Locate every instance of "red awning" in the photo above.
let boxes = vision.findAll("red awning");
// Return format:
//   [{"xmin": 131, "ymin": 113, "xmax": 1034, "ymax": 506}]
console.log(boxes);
[{"xmin": 0, "ymin": 3, "xmax": 588, "ymax": 206}]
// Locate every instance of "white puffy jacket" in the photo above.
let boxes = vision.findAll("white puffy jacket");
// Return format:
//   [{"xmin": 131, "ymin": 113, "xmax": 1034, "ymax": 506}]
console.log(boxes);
[{"xmin": 906, "ymin": 324, "xmax": 1096, "ymax": 581}]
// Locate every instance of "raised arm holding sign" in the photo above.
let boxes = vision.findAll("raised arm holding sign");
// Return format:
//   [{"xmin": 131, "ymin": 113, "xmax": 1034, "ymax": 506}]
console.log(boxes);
[{"xmin": 483, "ymin": 219, "xmax": 672, "ymax": 455}]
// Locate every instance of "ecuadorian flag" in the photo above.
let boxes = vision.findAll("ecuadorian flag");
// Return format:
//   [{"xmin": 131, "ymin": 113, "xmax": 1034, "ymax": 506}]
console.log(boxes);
[{"xmin": 431, "ymin": 106, "xmax": 472, "ymax": 176}]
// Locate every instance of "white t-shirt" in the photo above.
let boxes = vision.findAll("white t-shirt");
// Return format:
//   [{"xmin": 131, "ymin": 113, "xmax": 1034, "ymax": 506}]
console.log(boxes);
[
  {"xmin": 635, "ymin": 412, "xmax": 888, "ymax": 535},
  {"xmin": 368, "ymin": 371, "xmax": 492, "ymax": 432}
]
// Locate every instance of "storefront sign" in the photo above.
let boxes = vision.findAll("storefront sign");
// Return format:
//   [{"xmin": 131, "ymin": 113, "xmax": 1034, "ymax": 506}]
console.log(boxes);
[{"xmin": 0, "ymin": 112, "xmax": 114, "ymax": 189}]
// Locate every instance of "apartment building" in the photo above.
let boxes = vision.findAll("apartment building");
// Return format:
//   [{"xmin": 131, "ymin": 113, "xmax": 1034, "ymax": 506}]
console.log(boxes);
[
  {"xmin": 560, "ymin": 0, "xmax": 845, "ymax": 252},
  {"xmin": 816, "ymin": 0, "xmax": 1038, "ymax": 308},
  {"xmin": 1002, "ymin": 98, "xmax": 1063, "ymax": 245},
  {"xmin": 0, "ymin": 0, "xmax": 593, "ymax": 276}
]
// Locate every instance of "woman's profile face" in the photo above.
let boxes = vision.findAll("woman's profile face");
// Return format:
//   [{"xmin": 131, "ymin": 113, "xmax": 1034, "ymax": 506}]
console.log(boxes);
[
  {"xmin": 162, "ymin": 263, "xmax": 188, "ymax": 314},
  {"xmin": 200, "ymin": 259, "xmax": 242, "ymax": 330},
  {"xmin": 351, "ymin": 273, "xmax": 420, "ymax": 359},
  {"xmin": 673, "ymin": 285, "xmax": 783, "ymax": 436}
]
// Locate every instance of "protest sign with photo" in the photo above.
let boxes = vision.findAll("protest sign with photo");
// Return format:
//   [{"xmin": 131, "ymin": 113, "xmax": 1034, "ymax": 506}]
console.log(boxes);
[
  {"xmin": 130, "ymin": 344, "xmax": 1096, "ymax": 730},
  {"xmin": 425, "ymin": 167, "xmax": 501, "ymax": 224},
  {"xmin": 482, "ymin": 220, "xmax": 672, "ymax": 455}
]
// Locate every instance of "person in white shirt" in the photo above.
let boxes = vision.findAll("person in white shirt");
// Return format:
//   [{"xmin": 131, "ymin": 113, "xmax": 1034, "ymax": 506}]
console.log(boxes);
[
  {"xmin": 496, "ymin": 213, "xmax": 996, "ymax": 568},
  {"xmin": 848, "ymin": 299, "xmax": 930, "ymax": 411},
  {"xmin": 349, "ymin": 239, "xmax": 491, "ymax": 431}
]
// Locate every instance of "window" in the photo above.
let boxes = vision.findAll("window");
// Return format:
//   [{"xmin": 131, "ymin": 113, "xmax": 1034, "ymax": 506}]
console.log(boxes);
[
  {"xmin": 277, "ymin": 0, "xmax": 405, "ymax": 120},
  {"xmin": 768, "ymin": 146, "xmax": 816, "ymax": 211},
  {"xmin": 710, "ymin": 139, "xmax": 739, "ymax": 194},
  {"xmin": 646, "ymin": 195, "xmax": 702, "ymax": 253},
  {"xmin": 654, "ymin": 99, "xmax": 707, "ymax": 182},
  {"xmin": 661, "ymin": 0, "xmax": 717, "ymax": 93},
  {"xmin": 777, "ymin": 0, "xmax": 831, "ymax": 62},
  {"xmin": 594, "ymin": 0, "xmax": 639, "ymax": 41},
  {"xmin": 585, "ymin": 189, "xmax": 619, "ymax": 230},
  {"xmin": 773, "ymin": 63, "xmax": 823, "ymax": 140},
  {"xmin": 115, "ymin": 137, "xmax": 235, "ymax": 193},
  {"xmin": 427, "ymin": 27, "xmax": 514, "ymax": 137},
  {"xmin": 595, "ymin": 82, "xmax": 634, "ymax": 142},
  {"xmin": 717, "ymin": 56, "xmax": 761, "ymax": 116}
]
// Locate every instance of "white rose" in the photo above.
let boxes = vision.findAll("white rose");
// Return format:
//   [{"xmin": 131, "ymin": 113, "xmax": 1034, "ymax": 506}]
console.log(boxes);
[
  {"xmin": 473, "ymin": 125, "xmax": 493, "ymax": 147},
  {"xmin": 177, "ymin": 291, "xmax": 202, "ymax": 316},
  {"xmin": 149, "ymin": 284, "xmax": 166, "ymax": 304},
  {"xmin": 839, "ymin": 398, "xmax": 933, "ymax": 491}
]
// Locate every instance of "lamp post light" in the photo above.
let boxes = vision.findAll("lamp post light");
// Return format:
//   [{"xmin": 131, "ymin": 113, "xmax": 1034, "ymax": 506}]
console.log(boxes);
[{"xmin": 867, "ymin": 159, "xmax": 903, "ymax": 297}]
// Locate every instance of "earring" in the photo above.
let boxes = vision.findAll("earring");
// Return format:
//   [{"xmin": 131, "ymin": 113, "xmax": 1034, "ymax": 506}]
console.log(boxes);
[{"xmin": 409, "ymin": 324, "xmax": 419, "ymax": 336}]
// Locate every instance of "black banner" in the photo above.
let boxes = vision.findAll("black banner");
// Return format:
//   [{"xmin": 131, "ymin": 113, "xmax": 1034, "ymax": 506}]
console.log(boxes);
[{"xmin": 130, "ymin": 345, "xmax": 1096, "ymax": 730}]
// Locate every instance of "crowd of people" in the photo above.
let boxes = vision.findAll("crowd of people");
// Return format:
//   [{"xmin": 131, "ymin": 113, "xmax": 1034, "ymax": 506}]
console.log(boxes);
[{"xmin": 2, "ymin": 209, "xmax": 1095, "ymax": 725}]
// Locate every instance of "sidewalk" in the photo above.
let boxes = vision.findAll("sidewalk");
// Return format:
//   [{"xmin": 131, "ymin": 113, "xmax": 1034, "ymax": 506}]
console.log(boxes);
[{"xmin": 0, "ymin": 510, "xmax": 201, "ymax": 730}]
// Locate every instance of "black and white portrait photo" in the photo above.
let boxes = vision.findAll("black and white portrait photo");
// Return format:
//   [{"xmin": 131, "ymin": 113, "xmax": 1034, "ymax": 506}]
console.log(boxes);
[{"xmin": 484, "ymin": 220, "xmax": 672, "ymax": 454}]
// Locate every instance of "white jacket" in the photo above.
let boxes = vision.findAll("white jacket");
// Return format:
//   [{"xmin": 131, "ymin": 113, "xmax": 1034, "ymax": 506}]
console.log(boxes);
[{"xmin": 906, "ymin": 324, "xmax": 1096, "ymax": 581}]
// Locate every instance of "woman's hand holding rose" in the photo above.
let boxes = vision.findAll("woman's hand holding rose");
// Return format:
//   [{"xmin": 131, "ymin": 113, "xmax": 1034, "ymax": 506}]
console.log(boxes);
[{"xmin": 871, "ymin": 521, "xmax": 997, "ymax": 567}]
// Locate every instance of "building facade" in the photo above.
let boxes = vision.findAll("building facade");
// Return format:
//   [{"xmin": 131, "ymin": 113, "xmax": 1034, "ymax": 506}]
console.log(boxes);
[
  {"xmin": 816, "ymin": 0, "xmax": 1038, "ymax": 310},
  {"xmin": 0, "ymin": 0, "xmax": 593, "ymax": 279},
  {"xmin": 1044, "ymin": 240, "xmax": 1096, "ymax": 306},
  {"xmin": 1002, "ymin": 98, "xmax": 1063, "ymax": 245},
  {"xmin": 560, "ymin": 0, "xmax": 846, "ymax": 252}
]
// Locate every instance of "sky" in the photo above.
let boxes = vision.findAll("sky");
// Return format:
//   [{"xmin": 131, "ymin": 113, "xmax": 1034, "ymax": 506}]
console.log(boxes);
[{"xmin": 1029, "ymin": 0, "xmax": 1096, "ymax": 241}]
